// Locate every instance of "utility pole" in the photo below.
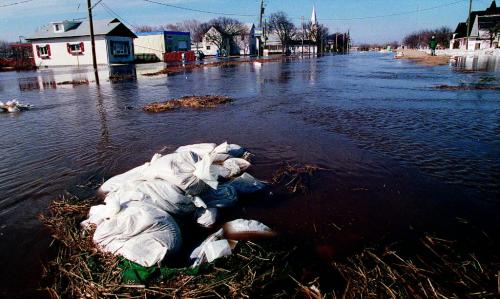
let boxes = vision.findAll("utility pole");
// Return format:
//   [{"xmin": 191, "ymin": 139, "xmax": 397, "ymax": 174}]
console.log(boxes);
[
  {"xmin": 335, "ymin": 32, "xmax": 338, "ymax": 53},
  {"xmin": 263, "ymin": 18, "xmax": 267, "ymax": 55},
  {"xmin": 347, "ymin": 30, "xmax": 350, "ymax": 53},
  {"xmin": 466, "ymin": 0, "xmax": 473, "ymax": 50},
  {"xmin": 87, "ymin": 0, "xmax": 100, "ymax": 85},
  {"xmin": 258, "ymin": 0, "xmax": 265, "ymax": 56},
  {"xmin": 259, "ymin": 0, "xmax": 264, "ymax": 29},
  {"xmin": 301, "ymin": 16, "xmax": 304, "ymax": 56}
]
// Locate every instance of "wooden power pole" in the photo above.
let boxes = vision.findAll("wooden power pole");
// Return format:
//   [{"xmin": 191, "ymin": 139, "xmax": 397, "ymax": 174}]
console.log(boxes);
[
  {"xmin": 301, "ymin": 16, "xmax": 305, "ymax": 56},
  {"xmin": 466, "ymin": 0, "xmax": 473, "ymax": 50},
  {"xmin": 87, "ymin": 0, "xmax": 100, "ymax": 85}
]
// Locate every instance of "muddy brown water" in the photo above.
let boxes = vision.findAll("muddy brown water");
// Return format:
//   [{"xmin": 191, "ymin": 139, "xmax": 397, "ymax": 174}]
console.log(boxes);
[{"xmin": 0, "ymin": 53, "xmax": 499, "ymax": 297}]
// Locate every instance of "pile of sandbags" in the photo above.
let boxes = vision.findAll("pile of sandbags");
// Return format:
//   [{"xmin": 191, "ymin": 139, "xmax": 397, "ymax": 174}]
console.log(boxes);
[
  {"xmin": 82, "ymin": 142, "xmax": 267, "ymax": 267},
  {"xmin": 0, "ymin": 100, "xmax": 33, "ymax": 113}
]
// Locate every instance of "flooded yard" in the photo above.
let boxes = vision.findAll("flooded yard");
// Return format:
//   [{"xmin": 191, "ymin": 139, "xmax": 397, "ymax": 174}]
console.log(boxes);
[{"xmin": 0, "ymin": 53, "xmax": 499, "ymax": 296}]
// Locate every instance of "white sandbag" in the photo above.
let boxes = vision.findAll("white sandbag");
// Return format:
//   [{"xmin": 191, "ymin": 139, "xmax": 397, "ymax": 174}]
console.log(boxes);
[
  {"xmin": 7, "ymin": 106, "xmax": 19, "ymax": 113},
  {"xmin": 196, "ymin": 207, "xmax": 218, "ymax": 227},
  {"xmin": 204, "ymin": 240, "xmax": 232, "ymax": 263},
  {"xmin": 175, "ymin": 143, "xmax": 216, "ymax": 157},
  {"xmin": 92, "ymin": 201, "xmax": 181, "ymax": 267},
  {"xmin": 141, "ymin": 151, "xmax": 218, "ymax": 195},
  {"xmin": 229, "ymin": 173, "xmax": 267, "ymax": 194},
  {"xmin": 212, "ymin": 153, "xmax": 231, "ymax": 163},
  {"xmin": 213, "ymin": 142, "xmax": 246, "ymax": 157},
  {"xmin": 190, "ymin": 219, "xmax": 272, "ymax": 267},
  {"xmin": 134, "ymin": 180, "xmax": 195, "ymax": 215},
  {"xmin": 190, "ymin": 228, "xmax": 224, "ymax": 267},
  {"xmin": 193, "ymin": 153, "xmax": 219, "ymax": 190},
  {"xmin": 224, "ymin": 219, "xmax": 271, "ymax": 234},
  {"xmin": 81, "ymin": 196, "xmax": 121, "ymax": 228},
  {"xmin": 100, "ymin": 163, "xmax": 150, "ymax": 193},
  {"xmin": 210, "ymin": 164, "xmax": 232, "ymax": 179},
  {"xmin": 200, "ymin": 185, "xmax": 238, "ymax": 208},
  {"xmin": 193, "ymin": 196, "xmax": 207, "ymax": 208},
  {"xmin": 222, "ymin": 158, "xmax": 251, "ymax": 178}
]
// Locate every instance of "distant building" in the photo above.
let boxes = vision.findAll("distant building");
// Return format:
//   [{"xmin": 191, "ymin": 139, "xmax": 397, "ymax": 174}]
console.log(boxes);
[
  {"xmin": 134, "ymin": 31, "xmax": 190, "ymax": 61},
  {"xmin": 263, "ymin": 33, "xmax": 283, "ymax": 55},
  {"xmin": 26, "ymin": 18, "xmax": 136, "ymax": 67},
  {"xmin": 450, "ymin": 0, "xmax": 500, "ymax": 50},
  {"xmin": 198, "ymin": 24, "xmax": 257, "ymax": 56}
]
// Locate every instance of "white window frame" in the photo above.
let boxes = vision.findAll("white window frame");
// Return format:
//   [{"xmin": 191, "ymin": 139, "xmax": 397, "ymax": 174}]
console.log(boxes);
[
  {"xmin": 69, "ymin": 43, "xmax": 82, "ymax": 54},
  {"xmin": 39, "ymin": 46, "xmax": 49, "ymax": 57},
  {"xmin": 111, "ymin": 41, "xmax": 130, "ymax": 56},
  {"xmin": 53, "ymin": 24, "xmax": 64, "ymax": 33}
]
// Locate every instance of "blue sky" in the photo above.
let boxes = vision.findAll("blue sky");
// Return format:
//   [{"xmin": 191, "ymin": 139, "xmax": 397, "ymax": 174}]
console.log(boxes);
[{"xmin": 0, "ymin": 0, "xmax": 496, "ymax": 43}]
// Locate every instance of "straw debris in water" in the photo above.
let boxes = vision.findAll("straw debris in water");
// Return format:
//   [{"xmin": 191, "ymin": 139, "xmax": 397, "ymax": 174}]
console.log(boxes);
[
  {"xmin": 142, "ymin": 57, "xmax": 286, "ymax": 77},
  {"xmin": 143, "ymin": 95, "xmax": 232, "ymax": 112},
  {"xmin": 109, "ymin": 73, "xmax": 136, "ymax": 82},
  {"xmin": 57, "ymin": 79, "xmax": 90, "ymax": 86},
  {"xmin": 435, "ymin": 84, "xmax": 500, "ymax": 91},
  {"xmin": 272, "ymin": 163, "xmax": 322, "ymax": 194}
]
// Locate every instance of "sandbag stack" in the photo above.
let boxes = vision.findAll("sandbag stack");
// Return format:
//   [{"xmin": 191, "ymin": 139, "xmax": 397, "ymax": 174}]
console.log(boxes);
[
  {"xmin": 82, "ymin": 142, "xmax": 267, "ymax": 267},
  {"xmin": 0, "ymin": 100, "xmax": 33, "ymax": 113}
]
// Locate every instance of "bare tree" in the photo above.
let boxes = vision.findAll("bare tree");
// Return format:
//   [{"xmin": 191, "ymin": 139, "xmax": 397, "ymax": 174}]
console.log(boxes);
[
  {"xmin": 267, "ymin": 12, "xmax": 296, "ymax": 54},
  {"xmin": 403, "ymin": 27, "xmax": 452, "ymax": 49},
  {"xmin": 315, "ymin": 24, "xmax": 329, "ymax": 52},
  {"xmin": 135, "ymin": 25, "xmax": 155, "ymax": 32},
  {"xmin": 389, "ymin": 41, "xmax": 400, "ymax": 50},
  {"xmin": 0, "ymin": 40, "xmax": 11, "ymax": 58}
]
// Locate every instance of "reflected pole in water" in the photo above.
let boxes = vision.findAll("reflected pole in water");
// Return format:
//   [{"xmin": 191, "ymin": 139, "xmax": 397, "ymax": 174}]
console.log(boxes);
[
  {"xmin": 466, "ymin": 0, "xmax": 473, "ymax": 51},
  {"xmin": 87, "ymin": 0, "xmax": 100, "ymax": 85},
  {"xmin": 95, "ymin": 88, "xmax": 109, "ymax": 162}
]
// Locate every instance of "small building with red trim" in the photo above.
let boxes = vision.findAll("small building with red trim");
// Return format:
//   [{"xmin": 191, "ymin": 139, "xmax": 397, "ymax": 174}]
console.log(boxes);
[{"xmin": 26, "ymin": 18, "xmax": 136, "ymax": 67}]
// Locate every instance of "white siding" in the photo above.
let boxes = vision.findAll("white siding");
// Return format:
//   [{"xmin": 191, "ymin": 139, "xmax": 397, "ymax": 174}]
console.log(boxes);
[
  {"xmin": 32, "ymin": 36, "xmax": 109, "ymax": 67},
  {"xmin": 134, "ymin": 34, "xmax": 165, "ymax": 61},
  {"xmin": 201, "ymin": 27, "xmax": 223, "ymax": 56}
]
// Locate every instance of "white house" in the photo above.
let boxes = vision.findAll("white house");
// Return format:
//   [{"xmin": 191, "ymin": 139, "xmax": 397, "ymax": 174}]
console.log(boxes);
[
  {"xmin": 197, "ymin": 24, "xmax": 257, "ymax": 56},
  {"xmin": 450, "ymin": 0, "xmax": 500, "ymax": 50},
  {"xmin": 199, "ymin": 26, "xmax": 226, "ymax": 56},
  {"xmin": 26, "ymin": 18, "xmax": 136, "ymax": 67},
  {"xmin": 234, "ymin": 23, "xmax": 257, "ymax": 56}
]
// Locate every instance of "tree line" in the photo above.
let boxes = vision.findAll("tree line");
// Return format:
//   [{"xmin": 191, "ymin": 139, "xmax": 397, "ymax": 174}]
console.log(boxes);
[{"xmin": 402, "ymin": 27, "xmax": 452, "ymax": 49}]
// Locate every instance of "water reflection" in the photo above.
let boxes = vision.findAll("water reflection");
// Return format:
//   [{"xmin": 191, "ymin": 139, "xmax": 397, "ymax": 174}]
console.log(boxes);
[{"xmin": 453, "ymin": 54, "xmax": 500, "ymax": 72}]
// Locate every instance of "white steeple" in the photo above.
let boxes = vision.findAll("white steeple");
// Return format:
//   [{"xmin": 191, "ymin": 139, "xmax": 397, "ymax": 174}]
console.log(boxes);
[{"xmin": 311, "ymin": 5, "xmax": 317, "ymax": 25}]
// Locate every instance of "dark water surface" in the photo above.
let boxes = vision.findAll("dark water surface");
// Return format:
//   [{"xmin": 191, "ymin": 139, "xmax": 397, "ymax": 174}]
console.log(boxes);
[{"xmin": 0, "ymin": 53, "xmax": 499, "ymax": 296}]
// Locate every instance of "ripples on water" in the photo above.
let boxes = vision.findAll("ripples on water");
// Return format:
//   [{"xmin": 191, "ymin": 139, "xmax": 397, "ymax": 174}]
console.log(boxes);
[{"xmin": 0, "ymin": 53, "xmax": 499, "ymax": 293}]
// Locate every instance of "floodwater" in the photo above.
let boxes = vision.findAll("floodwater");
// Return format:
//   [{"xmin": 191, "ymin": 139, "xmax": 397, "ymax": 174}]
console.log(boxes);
[{"xmin": 0, "ymin": 53, "xmax": 499, "ymax": 296}]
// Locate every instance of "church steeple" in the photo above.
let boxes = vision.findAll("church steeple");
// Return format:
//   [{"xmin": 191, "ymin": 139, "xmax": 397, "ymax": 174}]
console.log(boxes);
[
  {"xmin": 489, "ymin": 0, "xmax": 497, "ymax": 10},
  {"xmin": 311, "ymin": 5, "xmax": 317, "ymax": 25}
]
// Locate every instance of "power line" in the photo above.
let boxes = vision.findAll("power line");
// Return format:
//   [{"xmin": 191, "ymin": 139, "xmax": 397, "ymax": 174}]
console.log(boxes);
[
  {"xmin": 0, "ymin": 0, "xmax": 33, "ymax": 8},
  {"xmin": 143, "ymin": 0, "xmax": 256, "ymax": 17},
  {"xmin": 100, "ymin": 1, "xmax": 139, "ymax": 29},
  {"xmin": 306, "ymin": 0, "xmax": 468, "ymax": 21}
]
